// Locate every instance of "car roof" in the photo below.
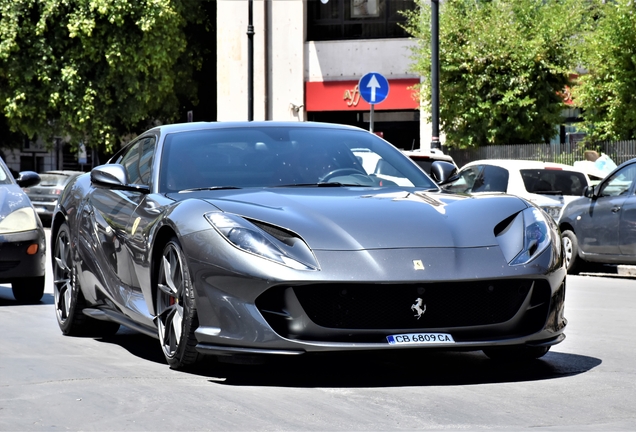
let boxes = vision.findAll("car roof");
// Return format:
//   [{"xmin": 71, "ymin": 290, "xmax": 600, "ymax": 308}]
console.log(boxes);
[
  {"xmin": 43, "ymin": 170, "xmax": 85, "ymax": 176},
  {"xmin": 147, "ymin": 121, "xmax": 366, "ymax": 136},
  {"xmin": 402, "ymin": 149, "xmax": 456, "ymax": 164},
  {"xmin": 461, "ymin": 159, "xmax": 586, "ymax": 172}
]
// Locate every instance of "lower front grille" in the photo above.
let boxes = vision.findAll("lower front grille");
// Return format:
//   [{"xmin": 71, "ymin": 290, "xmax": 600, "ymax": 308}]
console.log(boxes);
[{"xmin": 292, "ymin": 280, "xmax": 533, "ymax": 330}]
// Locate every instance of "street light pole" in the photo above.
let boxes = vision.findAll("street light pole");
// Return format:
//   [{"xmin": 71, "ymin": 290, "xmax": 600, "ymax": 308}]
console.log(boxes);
[
  {"xmin": 431, "ymin": 0, "xmax": 440, "ymax": 150},
  {"xmin": 247, "ymin": 0, "xmax": 254, "ymax": 121}
]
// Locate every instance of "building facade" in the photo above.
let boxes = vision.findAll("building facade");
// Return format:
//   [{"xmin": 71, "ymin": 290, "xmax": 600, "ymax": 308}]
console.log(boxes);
[{"xmin": 216, "ymin": 0, "xmax": 436, "ymax": 151}]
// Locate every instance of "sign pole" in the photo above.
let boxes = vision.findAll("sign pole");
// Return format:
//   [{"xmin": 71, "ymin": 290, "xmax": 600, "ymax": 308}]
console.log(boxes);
[
  {"xmin": 431, "ymin": 0, "xmax": 440, "ymax": 149},
  {"xmin": 358, "ymin": 72, "xmax": 389, "ymax": 136},
  {"xmin": 247, "ymin": 0, "xmax": 254, "ymax": 121}
]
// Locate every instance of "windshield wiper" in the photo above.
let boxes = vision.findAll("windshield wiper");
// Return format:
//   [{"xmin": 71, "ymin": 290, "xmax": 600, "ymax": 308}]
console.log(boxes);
[{"xmin": 180, "ymin": 186, "xmax": 242, "ymax": 193}]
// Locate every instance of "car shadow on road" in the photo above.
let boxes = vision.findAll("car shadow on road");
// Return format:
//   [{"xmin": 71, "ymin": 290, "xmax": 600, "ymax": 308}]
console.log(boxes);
[
  {"xmin": 0, "ymin": 285, "xmax": 54, "ymax": 306},
  {"xmin": 98, "ymin": 326, "xmax": 602, "ymax": 388},
  {"xmin": 193, "ymin": 350, "xmax": 601, "ymax": 388}
]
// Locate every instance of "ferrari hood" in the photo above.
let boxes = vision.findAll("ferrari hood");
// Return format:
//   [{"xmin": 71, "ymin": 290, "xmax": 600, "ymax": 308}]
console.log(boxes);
[{"xmin": 191, "ymin": 188, "xmax": 529, "ymax": 251}]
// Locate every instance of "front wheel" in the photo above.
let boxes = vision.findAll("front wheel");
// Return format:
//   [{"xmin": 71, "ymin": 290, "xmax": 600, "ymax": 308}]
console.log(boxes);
[
  {"xmin": 561, "ymin": 230, "xmax": 583, "ymax": 274},
  {"xmin": 12, "ymin": 277, "xmax": 45, "ymax": 304},
  {"xmin": 53, "ymin": 223, "xmax": 119, "ymax": 336},
  {"xmin": 155, "ymin": 238, "xmax": 202, "ymax": 370},
  {"xmin": 482, "ymin": 345, "xmax": 550, "ymax": 361}
]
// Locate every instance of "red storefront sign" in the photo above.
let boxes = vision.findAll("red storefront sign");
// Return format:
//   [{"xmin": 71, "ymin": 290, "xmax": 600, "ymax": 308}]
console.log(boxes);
[{"xmin": 305, "ymin": 79, "xmax": 420, "ymax": 112}]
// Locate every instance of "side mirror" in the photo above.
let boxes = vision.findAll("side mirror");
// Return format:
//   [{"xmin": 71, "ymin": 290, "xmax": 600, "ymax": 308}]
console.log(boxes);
[
  {"xmin": 90, "ymin": 164, "xmax": 150, "ymax": 193},
  {"xmin": 16, "ymin": 171, "xmax": 41, "ymax": 188},
  {"xmin": 430, "ymin": 161, "xmax": 458, "ymax": 184},
  {"xmin": 583, "ymin": 185, "xmax": 596, "ymax": 199}
]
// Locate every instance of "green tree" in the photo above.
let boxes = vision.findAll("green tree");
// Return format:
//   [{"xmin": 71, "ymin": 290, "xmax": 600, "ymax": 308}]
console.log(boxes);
[
  {"xmin": 573, "ymin": 0, "xmax": 636, "ymax": 141},
  {"xmin": 403, "ymin": 0, "xmax": 591, "ymax": 148},
  {"xmin": 0, "ymin": 0, "xmax": 210, "ymax": 153}
]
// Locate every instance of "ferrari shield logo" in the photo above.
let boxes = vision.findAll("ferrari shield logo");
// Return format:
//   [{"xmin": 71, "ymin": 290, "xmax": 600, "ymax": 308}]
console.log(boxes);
[{"xmin": 413, "ymin": 260, "xmax": 425, "ymax": 270}]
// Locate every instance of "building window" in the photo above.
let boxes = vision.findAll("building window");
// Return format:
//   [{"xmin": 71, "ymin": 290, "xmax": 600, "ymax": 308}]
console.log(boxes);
[{"xmin": 307, "ymin": 0, "xmax": 416, "ymax": 41}]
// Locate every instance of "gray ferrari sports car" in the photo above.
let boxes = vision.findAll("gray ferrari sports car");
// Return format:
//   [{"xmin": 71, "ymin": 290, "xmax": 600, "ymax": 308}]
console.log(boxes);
[{"xmin": 51, "ymin": 121, "xmax": 567, "ymax": 370}]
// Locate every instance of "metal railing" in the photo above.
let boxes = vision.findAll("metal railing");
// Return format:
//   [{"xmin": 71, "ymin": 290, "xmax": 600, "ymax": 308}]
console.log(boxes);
[{"xmin": 446, "ymin": 141, "xmax": 636, "ymax": 168}]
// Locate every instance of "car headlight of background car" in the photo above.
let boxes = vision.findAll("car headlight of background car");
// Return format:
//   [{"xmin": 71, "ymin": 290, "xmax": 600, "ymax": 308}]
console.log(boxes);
[
  {"xmin": 0, "ymin": 207, "xmax": 39, "ymax": 234},
  {"xmin": 495, "ymin": 207, "xmax": 555, "ymax": 266},
  {"xmin": 540, "ymin": 205, "xmax": 561, "ymax": 221},
  {"xmin": 205, "ymin": 212, "xmax": 318, "ymax": 270}
]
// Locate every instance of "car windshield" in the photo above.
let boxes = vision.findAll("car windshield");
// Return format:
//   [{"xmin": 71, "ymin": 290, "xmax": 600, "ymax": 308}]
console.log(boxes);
[
  {"xmin": 520, "ymin": 169, "xmax": 587, "ymax": 196},
  {"xmin": 159, "ymin": 126, "xmax": 437, "ymax": 192},
  {"xmin": 0, "ymin": 160, "xmax": 13, "ymax": 185}
]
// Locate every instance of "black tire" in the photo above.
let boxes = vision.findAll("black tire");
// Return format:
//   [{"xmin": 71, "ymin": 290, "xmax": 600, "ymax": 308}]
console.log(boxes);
[
  {"xmin": 155, "ymin": 237, "xmax": 202, "ymax": 369},
  {"xmin": 561, "ymin": 230, "xmax": 583, "ymax": 275},
  {"xmin": 482, "ymin": 345, "xmax": 550, "ymax": 361},
  {"xmin": 12, "ymin": 276, "xmax": 45, "ymax": 304},
  {"xmin": 53, "ymin": 223, "xmax": 120, "ymax": 336}
]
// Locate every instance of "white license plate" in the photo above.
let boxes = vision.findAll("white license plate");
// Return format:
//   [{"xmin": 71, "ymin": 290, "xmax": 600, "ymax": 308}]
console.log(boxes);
[{"xmin": 387, "ymin": 333, "xmax": 455, "ymax": 345}]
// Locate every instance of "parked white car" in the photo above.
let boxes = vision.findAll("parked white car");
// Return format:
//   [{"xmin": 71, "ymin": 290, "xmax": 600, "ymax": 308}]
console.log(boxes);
[
  {"xmin": 442, "ymin": 159, "xmax": 591, "ymax": 221},
  {"xmin": 353, "ymin": 148, "xmax": 457, "ymax": 186},
  {"xmin": 401, "ymin": 148, "xmax": 457, "ymax": 175}
]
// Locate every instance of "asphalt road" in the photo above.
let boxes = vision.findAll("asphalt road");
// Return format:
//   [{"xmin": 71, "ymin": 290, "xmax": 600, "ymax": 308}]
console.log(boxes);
[{"xmin": 1, "ymin": 230, "xmax": 635, "ymax": 431}]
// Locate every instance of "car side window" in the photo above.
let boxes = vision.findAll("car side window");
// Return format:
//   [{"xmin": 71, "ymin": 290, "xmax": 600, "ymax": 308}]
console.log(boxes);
[
  {"xmin": 473, "ymin": 165, "xmax": 509, "ymax": 192},
  {"xmin": 599, "ymin": 164, "xmax": 636, "ymax": 197},
  {"xmin": 119, "ymin": 137, "xmax": 156, "ymax": 186}
]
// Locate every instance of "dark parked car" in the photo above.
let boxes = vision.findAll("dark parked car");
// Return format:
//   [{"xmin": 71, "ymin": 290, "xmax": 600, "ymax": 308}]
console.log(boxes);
[
  {"xmin": 559, "ymin": 157, "xmax": 636, "ymax": 274},
  {"xmin": 23, "ymin": 170, "xmax": 84, "ymax": 226},
  {"xmin": 0, "ymin": 158, "xmax": 47, "ymax": 303},
  {"xmin": 51, "ymin": 121, "xmax": 566, "ymax": 370}
]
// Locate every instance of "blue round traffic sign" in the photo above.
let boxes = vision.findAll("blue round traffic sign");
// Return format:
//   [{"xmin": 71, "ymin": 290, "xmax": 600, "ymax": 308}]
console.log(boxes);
[{"xmin": 358, "ymin": 72, "xmax": 390, "ymax": 104}]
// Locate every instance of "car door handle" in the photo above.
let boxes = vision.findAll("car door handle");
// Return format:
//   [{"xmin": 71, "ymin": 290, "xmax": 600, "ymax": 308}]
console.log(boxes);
[{"xmin": 611, "ymin": 206, "xmax": 621, "ymax": 213}]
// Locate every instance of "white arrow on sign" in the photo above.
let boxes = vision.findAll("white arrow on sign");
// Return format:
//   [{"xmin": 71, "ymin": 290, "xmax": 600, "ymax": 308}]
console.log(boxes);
[{"xmin": 366, "ymin": 74, "xmax": 380, "ymax": 103}]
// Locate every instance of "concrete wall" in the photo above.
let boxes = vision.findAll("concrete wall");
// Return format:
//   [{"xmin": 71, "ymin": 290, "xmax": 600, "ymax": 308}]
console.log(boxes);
[
  {"xmin": 217, "ymin": 1, "xmax": 305, "ymax": 122},
  {"xmin": 305, "ymin": 39, "xmax": 418, "ymax": 82}
]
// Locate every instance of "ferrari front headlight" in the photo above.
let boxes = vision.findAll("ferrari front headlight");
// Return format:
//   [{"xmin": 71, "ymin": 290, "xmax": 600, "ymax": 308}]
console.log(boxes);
[
  {"xmin": 0, "ymin": 207, "xmax": 38, "ymax": 234},
  {"xmin": 204, "ymin": 212, "xmax": 317, "ymax": 270},
  {"xmin": 496, "ymin": 207, "xmax": 552, "ymax": 266}
]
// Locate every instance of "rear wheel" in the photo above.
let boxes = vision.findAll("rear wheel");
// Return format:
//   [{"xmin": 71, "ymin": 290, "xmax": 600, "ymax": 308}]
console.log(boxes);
[
  {"xmin": 155, "ymin": 238, "xmax": 201, "ymax": 370},
  {"xmin": 53, "ymin": 223, "xmax": 119, "ymax": 336},
  {"xmin": 483, "ymin": 345, "xmax": 550, "ymax": 361},
  {"xmin": 562, "ymin": 230, "xmax": 583, "ymax": 274},
  {"xmin": 12, "ymin": 277, "xmax": 45, "ymax": 304}
]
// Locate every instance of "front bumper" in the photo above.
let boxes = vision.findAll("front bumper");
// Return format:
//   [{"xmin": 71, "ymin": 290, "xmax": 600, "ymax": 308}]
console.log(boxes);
[
  {"xmin": 185, "ymin": 236, "xmax": 566, "ymax": 357},
  {"xmin": 0, "ymin": 228, "xmax": 46, "ymax": 282}
]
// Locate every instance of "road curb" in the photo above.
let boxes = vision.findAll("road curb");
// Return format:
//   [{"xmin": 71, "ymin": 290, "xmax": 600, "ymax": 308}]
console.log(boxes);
[{"xmin": 617, "ymin": 265, "xmax": 636, "ymax": 277}]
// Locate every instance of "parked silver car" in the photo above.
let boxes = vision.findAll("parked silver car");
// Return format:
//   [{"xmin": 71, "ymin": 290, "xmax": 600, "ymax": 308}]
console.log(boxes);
[
  {"xmin": 23, "ymin": 170, "xmax": 85, "ymax": 226},
  {"xmin": 0, "ymin": 158, "xmax": 47, "ymax": 303}
]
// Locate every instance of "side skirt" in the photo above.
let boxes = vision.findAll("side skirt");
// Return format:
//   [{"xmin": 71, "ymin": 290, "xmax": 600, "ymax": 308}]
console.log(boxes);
[{"xmin": 83, "ymin": 307, "xmax": 158, "ymax": 339}]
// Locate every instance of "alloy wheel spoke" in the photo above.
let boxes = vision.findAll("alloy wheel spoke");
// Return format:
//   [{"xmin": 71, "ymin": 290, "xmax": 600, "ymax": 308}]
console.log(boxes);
[
  {"xmin": 62, "ymin": 283, "xmax": 72, "ymax": 315},
  {"xmin": 160, "ymin": 305, "xmax": 177, "ymax": 346},
  {"xmin": 172, "ymin": 304, "xmax": 183, "ymax": 343},
  {"xmin": 55, "ymin": 236, "xmax": 70, "ymax": 272},
  {"xmin": 161, "ymin": 253, "xmax": 180, "ymax": 296}
]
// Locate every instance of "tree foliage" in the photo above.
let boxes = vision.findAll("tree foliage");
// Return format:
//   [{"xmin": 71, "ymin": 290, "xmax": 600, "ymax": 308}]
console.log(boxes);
[
  {"xmin": 0, "ymin": 0, "xmax": 210, "ymax": 152},
  {"xmin": 403, "ymin": 0, "xmax": 591, "ymax": 148},
  {"xmin": 573, "ymin": 0, "xmax": 636, "ymax": 141}
]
